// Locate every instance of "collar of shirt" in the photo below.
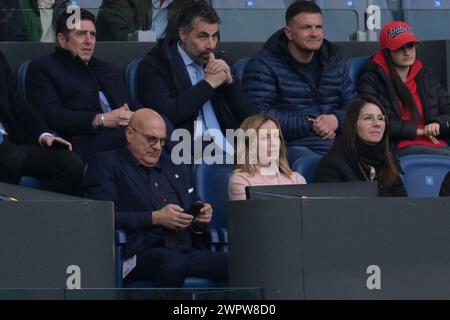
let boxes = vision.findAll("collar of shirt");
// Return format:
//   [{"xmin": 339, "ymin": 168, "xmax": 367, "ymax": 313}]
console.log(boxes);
[
  {"xmin": 177, "ymin": 41, "xmax": 197, "ymax": 68},
  {"xmin": 177, "ymin": 41, "xmax": 204, "ymax": 85},
  {"xmin": 152, "ymin": 0, "xmax": 174, "ymax": 9}
]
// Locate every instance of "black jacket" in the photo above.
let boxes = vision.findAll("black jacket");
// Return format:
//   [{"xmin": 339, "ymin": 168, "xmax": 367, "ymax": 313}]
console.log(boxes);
[
  {"xmin": 84, "ymin": 148, "xmax": 210, "ymax": 258},
  {"xmin": 315, "ymin": 142, "xmax": 407, "ymax": 197},
  {"xmin": 137, "ymin": 38, "xmax": 257, "ymax": 134},
  {"xmin": 96, "ymin": 0, "xmax": 206, "ymax": 41},
  {"xmin": 357, "ymin": 56, "xmax": 450, "ymax": 148},
  {"xmin": 0, "ymin": 51, "xmax": 48, "ymax": 144},
  {"xmin": 26, "ymin": 47, "xmax": 139, "ymax": 136}
]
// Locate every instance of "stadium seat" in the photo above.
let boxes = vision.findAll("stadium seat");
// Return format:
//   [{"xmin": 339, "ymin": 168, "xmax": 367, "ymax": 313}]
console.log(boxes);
[
  {"xmin": 18, "ymin": 60, "xmax": 30, "ymax": 99},
  {"xmin": 400, "ymin": 154, "xmax": 450, "ymax": 197},
  {"xmin": 125, "ymin": 58, "xmax": 142, "ymax": 101},
  {"xmin": 15, "ymin": 60, "xmax": 46, "ymax": 190},
  {"xmin": 346, "ymin": 56, "xmax": 369, "ymax": 85},
  {"xmin": 19, "ymin": 176, "xmax": 43, "ymax": 189},
  {"xmin": 233, "ymin": 57, "xmax": 250, "ymax": 81},
  {"xmin": 193, "ymin": 160, "xmax": 233, "ymax": 252},
  {"xmin": 211, "ymin": 0, "xmax": 287, "ymax": 9},
  {"xmin": 292, "ymin": 155, "xmax": 323, "ymax": 183}
]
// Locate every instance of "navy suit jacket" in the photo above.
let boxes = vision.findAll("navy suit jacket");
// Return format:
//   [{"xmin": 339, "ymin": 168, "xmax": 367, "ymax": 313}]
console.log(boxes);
[
  {"xmin": 84, "ymin": 147, "xmax": 209, "ymax": 257},
  {"xmin": 138, "ymin": 38, "xmax": 257, "ymax": 134},
  {"xmin": 0, "ymin": 51, "xmax": 48, "ymax": 144}
]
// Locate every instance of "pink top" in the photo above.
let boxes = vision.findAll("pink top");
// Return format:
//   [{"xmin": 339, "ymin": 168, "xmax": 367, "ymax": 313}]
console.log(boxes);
[{"xmin": 228, "ymin": 168, "xmax": 306, "ymax": 201}]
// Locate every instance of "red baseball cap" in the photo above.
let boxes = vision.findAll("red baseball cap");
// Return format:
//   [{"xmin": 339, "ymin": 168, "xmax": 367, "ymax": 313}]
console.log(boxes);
[{"xmin": 380, "ymin": 21, "xmax": 422, "ymax": 51}]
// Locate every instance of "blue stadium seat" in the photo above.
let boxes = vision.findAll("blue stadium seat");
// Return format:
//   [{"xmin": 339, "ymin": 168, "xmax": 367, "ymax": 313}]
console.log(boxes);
[
  {"xmin": 212, "ymin": 0, "xmax": 287, "ymax": 9},
  {"xmin": 125, "ymin": 58, "xmax": 142, "ymax": 101},
  {"xmin": 19, "ymin": 176, "xmax": 43, "ymax": 189},
  {"xmin": 233, "ymin": 57, "xmax": 250, "ymax": 81},
  {"xmin": 346, "ymin": 56, "xmax": 369, "ymax": 85},
  {"xmin": 292, "ymin": 155, "xmax": 323, "ymax": 183},
  {"xmin": 400, "ymin": 154, "xmax": 450, "ymax": 197},
  {"xmin": 193, "ymin": 161, "xmax": 233, "ymax": 252},
  {"xmin": 18, "ymin": 60, "xmax": 31, "ymax": 99},
  {"xmin": 16, "ymin": 60, "xmax": 46, "ymax": 189}
]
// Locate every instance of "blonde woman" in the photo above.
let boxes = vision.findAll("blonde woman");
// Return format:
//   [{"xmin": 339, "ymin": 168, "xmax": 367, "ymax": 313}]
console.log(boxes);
[{"xmin": 228, "ymin": 114, "xmax": 306, "ymax": 201}]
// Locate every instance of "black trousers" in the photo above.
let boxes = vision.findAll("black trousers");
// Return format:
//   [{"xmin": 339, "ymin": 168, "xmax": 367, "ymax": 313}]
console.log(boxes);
[
  {"xmin": 124, "ymin": 247, "xmax": 228, "ymax": 288},
  {"xmin": 0, "ymin": 139, "xmax": 84, "ymax": 195}
]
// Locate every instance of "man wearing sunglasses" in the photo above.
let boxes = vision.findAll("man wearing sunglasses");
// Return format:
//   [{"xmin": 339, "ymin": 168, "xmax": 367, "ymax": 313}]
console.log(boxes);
[{"xmin": 84, "ymin": 108, "xmax": 227, "ymax": 288}]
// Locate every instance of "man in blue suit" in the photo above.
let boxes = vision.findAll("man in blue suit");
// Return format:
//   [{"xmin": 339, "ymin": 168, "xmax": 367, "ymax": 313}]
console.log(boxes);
[
  {"xmin": 84, "ymin": 108, "xmax": 227, "ymax": 287},
  {"xmin": 26, "ymin": 9, "xmax": 139, "ymax": 163}
]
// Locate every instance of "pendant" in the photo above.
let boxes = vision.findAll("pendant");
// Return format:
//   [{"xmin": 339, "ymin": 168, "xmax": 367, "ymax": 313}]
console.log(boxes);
[{"xmin": 369, "ymin": 165, "xmax": 376, "ymax": 181}]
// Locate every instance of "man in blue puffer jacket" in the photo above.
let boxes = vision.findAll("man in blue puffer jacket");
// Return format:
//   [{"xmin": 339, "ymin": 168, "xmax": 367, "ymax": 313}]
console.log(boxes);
[{"xmin": 243, "ymin": 1, "xmax": 356, "ymax": 164}]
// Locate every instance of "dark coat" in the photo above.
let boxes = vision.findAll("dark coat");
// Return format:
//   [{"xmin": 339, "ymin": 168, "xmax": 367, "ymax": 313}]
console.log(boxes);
[
  {"xmin": 84, "ymin": 147, "xmax": 210, "ymax": 258},
  {"xmin": 26, "ymin": 47, "xmax": 140, "ymax": 160},
  {"xmin": 96, "ymin": 0, "xmax": 205, "ymax": 41},
  {"xmin": 0, "ymin": 0, "xmax": 28, "ymax": 41},
  {"xmin": 137, "ymin": 38, "xmax": 257, "ymax": 134},
  {"xmin": 315, "ymin": 142, "xmax": 407, "ymax": 197},
  {"xmin": 243, "ymin": 29, "xmax": 356, "ymax": 151},
  {"xmin": 0, "ymin": 50, "xmax": 48, "ymax": 144},
  {"xmin": 357, "ymin": 56, "xmax": 450, "ymax": 148}
]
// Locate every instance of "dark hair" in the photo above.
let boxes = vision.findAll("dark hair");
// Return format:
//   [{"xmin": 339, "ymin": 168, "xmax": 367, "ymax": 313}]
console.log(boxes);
[
  {"xmin": 177, "ymin": 3, "xmax": 220, "ymax": 33},
  {"xmin": 56, "ymin": 8, "xmax": 96, "ymax": 37},
  {"xmin": 285, "ymin": 0, "xmax": 322, "ymax": 25},
  {"xmin": 382, "ymin": 48, "xmax": 420, "ymax": 122},
  {"xmin": 342, "ymin": 95, "xmax": 400, "ymax": 186}
]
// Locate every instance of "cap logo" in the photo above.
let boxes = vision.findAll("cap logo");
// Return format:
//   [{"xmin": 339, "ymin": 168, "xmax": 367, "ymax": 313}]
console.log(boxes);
[{"xmin": 388, "ymin": 25, "xmax": 412, "ymax": 39}]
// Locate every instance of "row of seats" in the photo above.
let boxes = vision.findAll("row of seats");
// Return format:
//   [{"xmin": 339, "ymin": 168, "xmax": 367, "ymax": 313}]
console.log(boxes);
[{"xmin": 17, "ymin": 55, "xmax": 450, "ymax": 289}]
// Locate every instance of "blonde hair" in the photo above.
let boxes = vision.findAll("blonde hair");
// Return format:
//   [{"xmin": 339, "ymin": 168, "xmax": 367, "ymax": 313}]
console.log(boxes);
[{"xmin": 233, "ymin": 114, "xmax": 293, "ymax": 177}]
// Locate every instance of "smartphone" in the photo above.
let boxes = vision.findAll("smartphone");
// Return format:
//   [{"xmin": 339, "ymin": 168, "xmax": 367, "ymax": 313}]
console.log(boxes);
[
  {"xmin": 50, "ymin": 140, "xmax": 70, "ymax": 150},
  {"xmin": 185, "ymin": 201, "xmax": 204, "ymax": 217}
]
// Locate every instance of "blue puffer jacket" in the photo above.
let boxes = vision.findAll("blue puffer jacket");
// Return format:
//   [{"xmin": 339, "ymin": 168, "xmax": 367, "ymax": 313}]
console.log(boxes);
[{"xmin": 243, "ymin": 29, "xmax": 356, "ymax": 153}]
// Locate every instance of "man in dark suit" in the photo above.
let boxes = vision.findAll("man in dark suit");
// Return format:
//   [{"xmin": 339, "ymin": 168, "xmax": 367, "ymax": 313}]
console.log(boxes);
[
  {"xmin": 0, "ymin": 51, "xmax": 83, "ymax": 194},
  {"xmin": 138, "ymin": 3, "xmax": 256, "ymax": 157},
  {"xmin": 84, "ymin": 108, "xmax": 227, "ymax": 287},
  {"xmin": 26, "ymin": 9, "xmax": 139, "ymax": 163},
  {"xmin": 96, "ymin": 0, "xmax": 206, "ymax": 41}
]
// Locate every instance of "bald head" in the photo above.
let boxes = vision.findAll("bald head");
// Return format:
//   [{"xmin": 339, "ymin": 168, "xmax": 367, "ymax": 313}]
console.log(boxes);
[
  {"xmin": 126, "ymin": 108, "xmax": 167, "ymax": 167},
  {"xmin": 129, "ymin": 108, "xmax": 166, "ymax": 133}
]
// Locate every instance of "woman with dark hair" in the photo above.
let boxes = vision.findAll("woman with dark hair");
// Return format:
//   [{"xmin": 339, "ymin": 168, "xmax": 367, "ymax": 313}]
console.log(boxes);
[
  {"xmin": 228, "ymin": 114, "xmax": 306, "ymax": 201},
  {"xmin": 315, "ymin": 96, "xmax": 407, "ymax": 197},
  {"xmin": 358, "ymin": 21, "xmax": 450, "ymax": 157}
]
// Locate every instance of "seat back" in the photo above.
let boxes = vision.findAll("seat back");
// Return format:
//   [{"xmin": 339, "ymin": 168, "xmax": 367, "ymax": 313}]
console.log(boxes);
[
  {"xmin": 18, "ymin": 60, "xmax": 31, "ymax": 99},
  {"xmin": 19, "ymin": 176, "xmax": 43, "ymax": 189},
  {"xmin": 292, "ymin": 155, "xmax": 323, "ymax": 183},
  {"xmin": 233, "ymin": 57, "xmax": 250, "ymax": 81},
  {"xmin": 193, "ymin": 161, "xmax": 233, "ymax": 230},
  {"xmin": 400, "ymin": 154, "xmax": 450, "ymax": 197},
  {"xmin": 193, "ymin": 161, "xmax": 233, "ymax": 251},
  {"xmin": 125, "ymin": 58, "xmax": 142, "ymax": 101},
  {"xmin": 346, "ymin": 56, "xmax": 369, "ymax": 85}
]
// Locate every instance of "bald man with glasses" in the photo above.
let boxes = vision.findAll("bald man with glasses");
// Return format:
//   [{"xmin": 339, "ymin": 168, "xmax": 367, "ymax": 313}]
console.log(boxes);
[{"xmin": 84, "ymin": 108, "xmax": 227, "ymax": 288}]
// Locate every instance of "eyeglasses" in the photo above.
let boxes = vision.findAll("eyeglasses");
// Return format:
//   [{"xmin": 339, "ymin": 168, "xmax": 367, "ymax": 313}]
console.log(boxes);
[
  {"xmin": 129, "ymin": 126, "xmax": 167, "ymax": 146},
  {"xmin": 358, "ymin": 114, "xmax": 386, "ymax": 124}
]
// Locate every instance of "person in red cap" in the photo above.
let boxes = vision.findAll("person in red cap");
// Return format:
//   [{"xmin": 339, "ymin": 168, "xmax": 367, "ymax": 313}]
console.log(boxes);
[{"xmin": 357, "ymin": 20, "xmax": 450, "ymax": 157}]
